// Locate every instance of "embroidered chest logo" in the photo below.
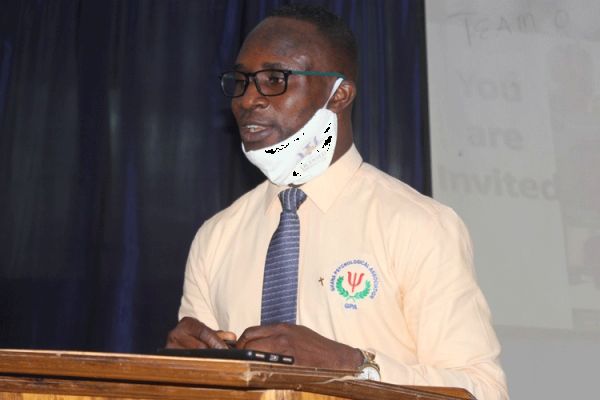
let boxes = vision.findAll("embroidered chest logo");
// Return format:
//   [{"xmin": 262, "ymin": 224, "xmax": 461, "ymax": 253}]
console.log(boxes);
[{"xmin": 329, "ymin": 259, "xmax": 379, "ymax": 310}]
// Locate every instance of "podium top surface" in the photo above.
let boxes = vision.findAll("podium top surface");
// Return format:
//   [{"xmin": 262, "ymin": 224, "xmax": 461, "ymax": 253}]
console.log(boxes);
[{"xmin": 0, "ymin": 349, "xmax": 475, "ymax": 400}]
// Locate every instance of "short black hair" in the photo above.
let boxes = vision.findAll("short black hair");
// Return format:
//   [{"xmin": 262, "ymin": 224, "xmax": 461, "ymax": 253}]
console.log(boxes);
[{"xmin": 268, "ymin": 4, "xmax": 357, "ymax": 77}]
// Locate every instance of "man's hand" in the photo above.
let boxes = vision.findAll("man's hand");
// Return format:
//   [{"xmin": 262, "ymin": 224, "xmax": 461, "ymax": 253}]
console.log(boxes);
[
  {"xmin": 236, "ymin": 323, "xmax": 363, "ymax": 370},
  {"xmin": 165, "ymin": 317, "xmax": 236, "ymax": 349}
]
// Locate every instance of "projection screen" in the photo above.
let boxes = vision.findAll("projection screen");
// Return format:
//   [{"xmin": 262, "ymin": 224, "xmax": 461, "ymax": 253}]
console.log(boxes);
[{"xmin": 425, "ymin": 1, "xmax": 600, "ymax": 398}]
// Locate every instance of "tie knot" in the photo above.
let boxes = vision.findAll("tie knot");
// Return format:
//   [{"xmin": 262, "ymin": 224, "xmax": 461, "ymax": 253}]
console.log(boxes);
[{"xmin": 278, "ymin": 188, "xmax": 307, "ymax": 212}]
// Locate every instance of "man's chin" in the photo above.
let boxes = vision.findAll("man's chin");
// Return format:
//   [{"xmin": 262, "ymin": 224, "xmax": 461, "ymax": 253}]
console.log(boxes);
[
  {"xmin": 241, "ymin": 140, "xmax": 267, "ymax": 152},
  {"xmin": 240, "ymin": 133, "xmax": 287, "ymax": 152}
]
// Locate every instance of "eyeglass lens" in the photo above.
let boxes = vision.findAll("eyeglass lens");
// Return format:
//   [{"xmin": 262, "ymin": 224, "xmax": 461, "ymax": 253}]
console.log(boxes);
[{"xmin": 221, "ymin": 70, "xmax": 288, "ymax": 97}]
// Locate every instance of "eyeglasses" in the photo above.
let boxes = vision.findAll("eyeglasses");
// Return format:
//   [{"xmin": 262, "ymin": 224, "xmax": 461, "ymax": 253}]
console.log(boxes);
[{"xmin": 219, "ymin": 69, "xmax": 345, "ymax": 98}]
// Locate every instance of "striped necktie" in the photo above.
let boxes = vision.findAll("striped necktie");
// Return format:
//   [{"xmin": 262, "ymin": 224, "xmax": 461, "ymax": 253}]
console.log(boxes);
[{"xmin": 260, "ymin": 187, "xmax": 307, "ymax": 325}]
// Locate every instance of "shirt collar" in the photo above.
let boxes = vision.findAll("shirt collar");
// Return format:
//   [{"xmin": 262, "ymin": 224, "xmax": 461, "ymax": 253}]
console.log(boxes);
[{"xmin": 264, "ymin": 144, "xmax": 363, "ymax": 214}]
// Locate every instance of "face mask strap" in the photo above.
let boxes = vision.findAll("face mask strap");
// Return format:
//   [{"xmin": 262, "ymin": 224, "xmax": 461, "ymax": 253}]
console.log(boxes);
[{"xmin": 324, "ymin": 78, "xmax": 344, "ymax": 108}]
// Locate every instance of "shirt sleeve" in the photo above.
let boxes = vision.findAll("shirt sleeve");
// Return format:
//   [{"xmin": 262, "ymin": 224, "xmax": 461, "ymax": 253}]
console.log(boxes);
[
  {"xmin": 178, "ymin": 227, "xmax": 220, "ymax": 329},
  {"xmin": 381, "ymin": 207, "xmax": 508, "ymax": 400}
]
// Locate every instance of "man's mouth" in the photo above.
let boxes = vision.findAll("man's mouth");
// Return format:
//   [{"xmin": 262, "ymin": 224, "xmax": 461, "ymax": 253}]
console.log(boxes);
[
  {"xmin": 239, "ymin": 123, "xmax": 275, "ymax": 146},
  {"xmin": 245, "ymin": 124, "xmax": 266, "ymax": 133}
]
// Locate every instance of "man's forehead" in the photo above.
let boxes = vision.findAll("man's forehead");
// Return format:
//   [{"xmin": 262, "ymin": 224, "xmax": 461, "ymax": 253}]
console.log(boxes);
[{"xmin": 235, "ymin": 42, "xmax": 312, "ymax": 71}]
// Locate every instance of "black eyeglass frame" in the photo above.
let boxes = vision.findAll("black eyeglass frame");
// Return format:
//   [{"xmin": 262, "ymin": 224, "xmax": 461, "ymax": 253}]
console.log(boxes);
[{"xmin": 218, "ymin": 69, "xmax": 345, "ymax": 98}]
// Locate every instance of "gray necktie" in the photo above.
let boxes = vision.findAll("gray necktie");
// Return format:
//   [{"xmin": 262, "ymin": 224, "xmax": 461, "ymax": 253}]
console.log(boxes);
[{"xmin": 260, "ymin": 187, "xmax": 307, "ymax": 325}]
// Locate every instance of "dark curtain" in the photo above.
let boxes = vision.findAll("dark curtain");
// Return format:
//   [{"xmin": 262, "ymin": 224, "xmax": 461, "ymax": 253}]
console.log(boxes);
[{"xmin": 0, "ymin": 0, "xmax": 429, "ymax": 353}]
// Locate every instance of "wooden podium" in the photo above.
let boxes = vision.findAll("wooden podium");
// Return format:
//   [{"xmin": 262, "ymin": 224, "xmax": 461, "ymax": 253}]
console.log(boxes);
[{"xmin": 0, "ymin": 349, "xmax": 475, "ymax": 400}]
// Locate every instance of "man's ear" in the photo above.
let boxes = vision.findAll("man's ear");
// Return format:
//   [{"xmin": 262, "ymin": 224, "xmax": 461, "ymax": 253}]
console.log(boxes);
[{"xmin": 328, "ymin": 80, "xmax": 356, "ymax": 113}]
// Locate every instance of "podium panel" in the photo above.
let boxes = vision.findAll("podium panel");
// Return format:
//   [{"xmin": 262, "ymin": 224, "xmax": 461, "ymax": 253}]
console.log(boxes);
[{"xmin": 0, "ymin": 350, "xmax": 475, "ymax": 400}]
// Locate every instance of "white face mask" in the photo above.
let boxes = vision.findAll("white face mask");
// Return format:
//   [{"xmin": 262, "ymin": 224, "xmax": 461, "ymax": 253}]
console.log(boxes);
[{"xmin": 242, "ymin": 78, "xmax": 344, "ymax": 186}]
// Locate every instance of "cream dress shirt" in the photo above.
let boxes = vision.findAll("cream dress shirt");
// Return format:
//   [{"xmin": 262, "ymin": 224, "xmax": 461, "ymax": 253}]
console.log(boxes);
[{"xmin": 179, "ymin": 145, "xmax": 508, "ymax": 400}]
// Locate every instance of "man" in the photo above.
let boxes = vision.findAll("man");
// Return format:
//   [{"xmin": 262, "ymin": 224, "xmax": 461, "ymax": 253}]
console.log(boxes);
[{"xmin": 166, "ymin": 4, "xmax": 508, "ymax": 399}]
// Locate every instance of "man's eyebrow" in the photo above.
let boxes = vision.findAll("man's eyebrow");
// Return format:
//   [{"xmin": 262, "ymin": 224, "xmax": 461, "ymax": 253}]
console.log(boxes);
[
  {"xmin": 233, "ymin": 62, "xmax": 290, "ymax": 71},
  {"xmin": 262, "ymin": 62, "xmax": 287, "ymax": 69}
]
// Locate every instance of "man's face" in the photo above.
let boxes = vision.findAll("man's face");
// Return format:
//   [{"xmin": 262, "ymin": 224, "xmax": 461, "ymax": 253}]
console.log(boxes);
[{"xmin": 232, "ymin": 18, "xmax": 334, "ymax": 151}]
